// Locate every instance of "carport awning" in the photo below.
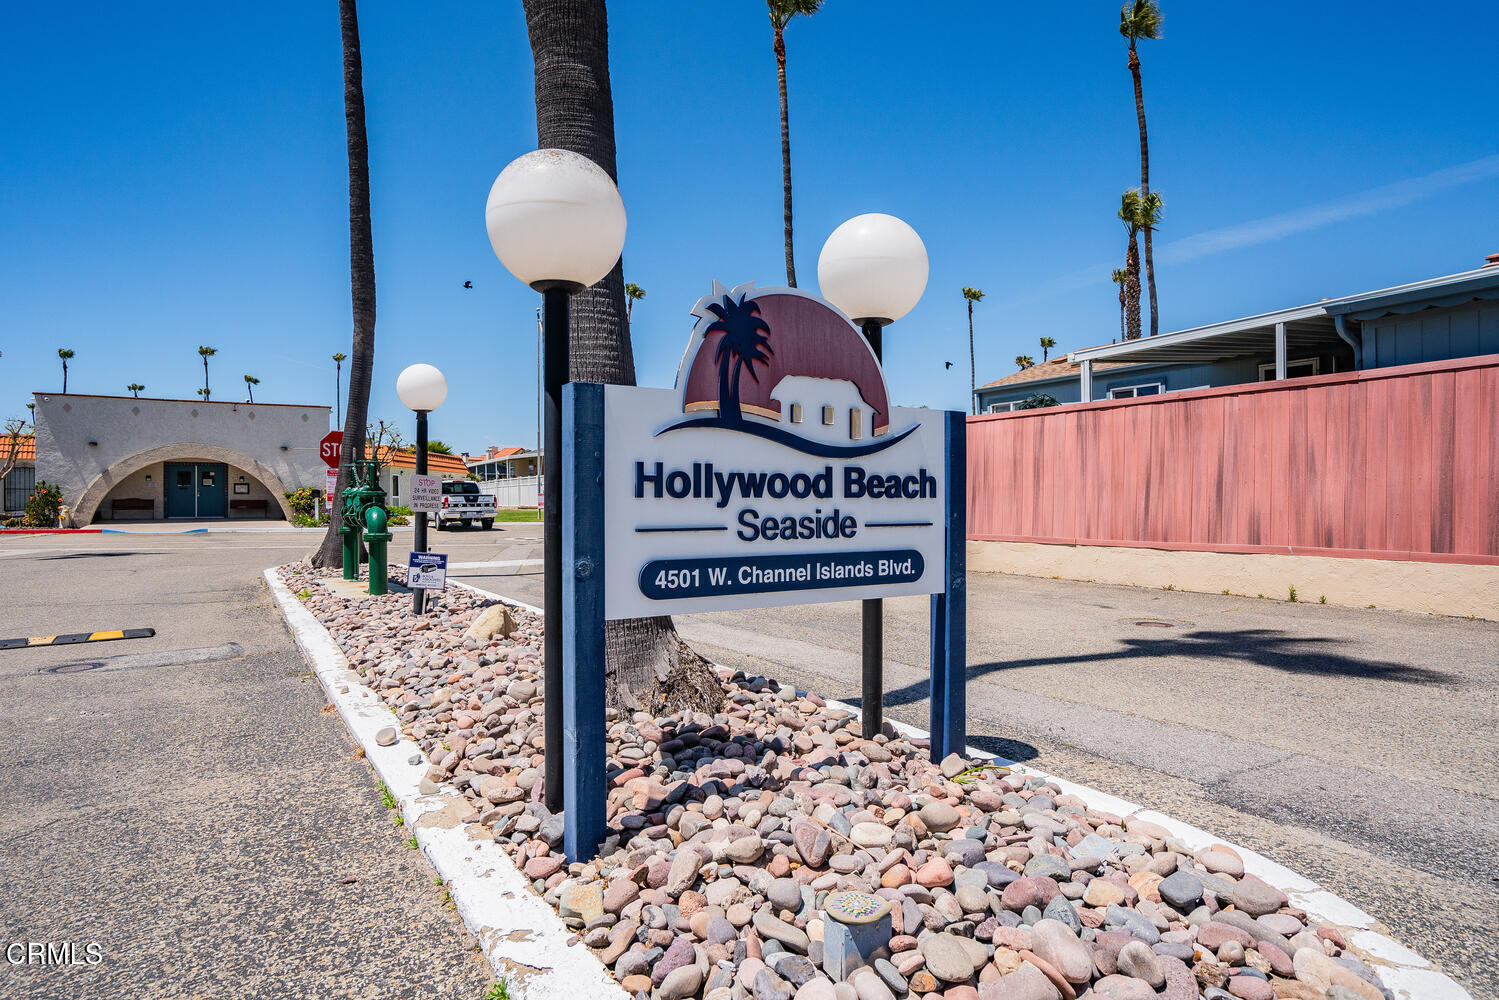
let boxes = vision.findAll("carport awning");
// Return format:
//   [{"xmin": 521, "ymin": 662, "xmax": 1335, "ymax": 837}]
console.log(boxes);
[{"xmin": 1068, "ymin": 306, "xmax": 1342, "ymax": 366}]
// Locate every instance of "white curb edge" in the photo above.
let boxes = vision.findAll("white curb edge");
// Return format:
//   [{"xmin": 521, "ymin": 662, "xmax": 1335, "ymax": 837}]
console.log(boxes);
[
  {"xmin": 263, "ymin": 567, "xmax": 629, "ymax": 1000},
  {"xmin": 271, "ymin": 568, "xmax": 1470, "ymax": 1000}
]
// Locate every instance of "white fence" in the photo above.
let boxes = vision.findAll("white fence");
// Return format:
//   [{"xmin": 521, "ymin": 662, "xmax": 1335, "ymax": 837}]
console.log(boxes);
[{"xmin": 477, "ymin": 475, "xmax": 539, "ymax": 508}]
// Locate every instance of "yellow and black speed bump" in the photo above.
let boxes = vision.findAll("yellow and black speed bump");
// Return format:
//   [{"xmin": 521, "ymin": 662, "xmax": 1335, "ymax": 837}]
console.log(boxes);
[{"xmin": 0, "ymin": 628, "xmax": 155, "ymax": 650}]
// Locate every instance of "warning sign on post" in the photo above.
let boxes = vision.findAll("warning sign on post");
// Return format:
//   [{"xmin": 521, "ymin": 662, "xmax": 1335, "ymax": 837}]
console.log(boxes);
[
  {"xmin": 325, "ymin": 468, "xmax": 339, "ymax": 504},
  {"xmin": 408, "ymin": 552, "xmax": 448, "ymax": 590},
  {"xmin": 409, "ymin": 474, "xmax": 441, "ymax": 513}
]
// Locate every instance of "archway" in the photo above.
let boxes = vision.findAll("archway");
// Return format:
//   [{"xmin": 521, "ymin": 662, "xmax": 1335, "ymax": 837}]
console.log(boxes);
[{"xmin": 73, "ymin": 443, "xmax": 295, "ymax": 524}]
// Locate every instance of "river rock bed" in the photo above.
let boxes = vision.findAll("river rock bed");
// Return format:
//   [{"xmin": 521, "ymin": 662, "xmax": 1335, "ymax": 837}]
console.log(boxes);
[{"xmin": 278, "ymin": 564, "xmax": 1394, "ymax": 1000}]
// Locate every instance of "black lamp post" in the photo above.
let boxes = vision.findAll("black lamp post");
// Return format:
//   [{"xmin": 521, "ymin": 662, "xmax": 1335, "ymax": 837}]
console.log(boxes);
[
  {"xmin": 485, "ymin": 149, "xmax": 627, "ymax": 809},
  {"xmin": 818, "ymin": 214, "xmax": 931, "ymax": 740}
]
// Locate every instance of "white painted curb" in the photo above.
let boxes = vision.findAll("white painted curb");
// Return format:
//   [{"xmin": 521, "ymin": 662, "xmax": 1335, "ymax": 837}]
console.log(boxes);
[
  {"xmin": 263, "ymin": 568, "xmax": 628, "ymax": 1000},
  {"xmin": 270, "ymin": 568, "xmax": 1470, "ymax": 1000}
]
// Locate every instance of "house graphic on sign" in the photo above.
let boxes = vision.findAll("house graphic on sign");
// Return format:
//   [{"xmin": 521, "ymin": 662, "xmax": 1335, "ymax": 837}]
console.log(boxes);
[{"xmin": 769, "ymin": 375, "xmax": 878, "ymax": 442}]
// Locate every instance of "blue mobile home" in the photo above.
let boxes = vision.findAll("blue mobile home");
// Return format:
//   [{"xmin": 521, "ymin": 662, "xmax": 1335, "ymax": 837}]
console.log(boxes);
[{"xmin": 976, "ymin": 258, "xmax": 1499, "ymax": 412}]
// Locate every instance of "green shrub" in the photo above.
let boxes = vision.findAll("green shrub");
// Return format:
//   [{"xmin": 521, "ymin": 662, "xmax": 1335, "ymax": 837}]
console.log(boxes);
[
  {"xmin": 387, "ymin": 504, "xmax": 413, "ymax": 517},
  {"xmin": 285, "ymin": 486, "xmax": 319, "ymax": 518},
  {"xmin": 24, "ymin": 481, "xmax": 63, "ymax": 527}
]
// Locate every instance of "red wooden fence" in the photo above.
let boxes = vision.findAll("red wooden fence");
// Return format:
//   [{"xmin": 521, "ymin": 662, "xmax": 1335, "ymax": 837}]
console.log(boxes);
[{"xmin": 967, "ymin": 354, "xmax": 1499, "ymax": 565}]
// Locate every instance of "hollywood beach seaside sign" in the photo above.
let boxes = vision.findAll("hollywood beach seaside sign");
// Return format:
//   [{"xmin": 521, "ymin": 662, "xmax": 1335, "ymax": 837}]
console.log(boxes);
[{"xmin": 561, "ymin": 282, "xmax": 966, "ymax": 858}]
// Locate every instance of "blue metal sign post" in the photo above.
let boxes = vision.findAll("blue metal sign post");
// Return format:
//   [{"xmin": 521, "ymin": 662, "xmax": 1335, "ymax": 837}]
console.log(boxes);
[
  {"xmin": 928, "ymin": 410, "xmax": 966, "ymax": 761},
  {"xmin": 562, "ymin": 383, "xmax": 607, "ymax": 861}
]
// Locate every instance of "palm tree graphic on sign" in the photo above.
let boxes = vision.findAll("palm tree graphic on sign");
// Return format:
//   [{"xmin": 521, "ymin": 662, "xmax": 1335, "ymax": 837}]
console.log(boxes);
[{"xmin": 705, "ymin": 293, "xmax": 774, "ymax": 425}]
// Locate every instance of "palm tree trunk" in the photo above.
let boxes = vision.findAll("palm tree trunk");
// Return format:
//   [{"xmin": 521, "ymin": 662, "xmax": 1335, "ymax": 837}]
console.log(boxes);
[
  {"xmin": 775, "ymin": 26, "xmax": 796, "ymax": 288},
  {"xmin": 967, "ymin": 301, "xmax": 976, "ymax": 415},
  {"xmin": 524, "ymin": 0, "xmax": 720, "ymax": 717},
  {"xmin": 62, "ymin": 363, "xmax": 67, "ymax": 394},
  {"xmin": 1118, "ymin": 287, "xmax": 1126, "ymax": 342},
  {"xmin": 1125, "ymin": 238, "xmax": 1142, "ymax": 339},
  {"xmin": 314, "ymin": 0, "xmax": 376, "ymax": 568},
  {"xmin": 1130, "ymin": 48, "xmax": 1158, "ymax": 336}
]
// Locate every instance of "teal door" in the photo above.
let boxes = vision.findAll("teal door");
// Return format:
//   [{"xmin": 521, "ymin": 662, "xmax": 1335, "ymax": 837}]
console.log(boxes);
[
  {"xmin": 195, "ymin": 464, "xmax": 226, "ymax": 517},
  {"xmin": 164, "ymin": 462, "xmax": 228, "ymax": 518}
]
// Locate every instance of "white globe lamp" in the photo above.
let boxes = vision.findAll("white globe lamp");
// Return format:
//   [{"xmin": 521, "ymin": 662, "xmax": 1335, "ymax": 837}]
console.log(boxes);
[
  {"xmin": 396, "ymin": 363, "xmax": 448, "ymax": 413},
  {"xmin": 484, "ymin": 148, "xmax": 627, "ymax": 291},
  {"xmin": 816, "ymin": 213, "xmax": 930, "ymax": 325}
]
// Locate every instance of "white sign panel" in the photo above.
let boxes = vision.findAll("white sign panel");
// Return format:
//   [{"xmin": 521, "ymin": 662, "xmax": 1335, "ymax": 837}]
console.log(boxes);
[
  {"xmin": 408, "ymin": 474, "xmax": 441, "ymax": 512},
  {"xmin": 325, "ymin": 468, "xmax": 339, "ymax": 504},
  {"xmin": 600, "ymin": 283, "xmax": 946, "ymax": 620}
]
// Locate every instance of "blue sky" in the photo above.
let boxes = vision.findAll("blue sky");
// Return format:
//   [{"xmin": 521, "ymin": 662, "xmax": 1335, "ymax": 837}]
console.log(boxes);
[{"xmin": 3, "ymin": 1, "xmax": 1496, "ymax": 452}]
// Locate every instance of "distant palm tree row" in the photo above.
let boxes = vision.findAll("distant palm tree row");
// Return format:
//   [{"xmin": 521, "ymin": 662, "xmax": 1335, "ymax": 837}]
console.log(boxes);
[
  {"xmin": 51, "ymin": 345, "xmax": 262, "ymax": 403},
  {"xmin": 957, "ymin": 2, "xmax": 1166, "ymax": 410}
]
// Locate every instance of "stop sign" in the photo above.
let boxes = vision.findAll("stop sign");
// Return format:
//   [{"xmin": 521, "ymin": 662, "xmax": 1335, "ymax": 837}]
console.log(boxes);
[{"xmin": 320, "ymin": 431, "xmax": 343, "ymax": 469}]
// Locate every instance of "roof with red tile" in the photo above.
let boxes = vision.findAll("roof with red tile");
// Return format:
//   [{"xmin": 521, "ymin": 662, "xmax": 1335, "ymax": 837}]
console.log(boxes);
[
  {"xmin": 5, "ymin": 434, "xmax": 35, "ymax": 463},
  {"xmin": 377, "ymin": 447, "xmax": 469, "ymax": 477}
]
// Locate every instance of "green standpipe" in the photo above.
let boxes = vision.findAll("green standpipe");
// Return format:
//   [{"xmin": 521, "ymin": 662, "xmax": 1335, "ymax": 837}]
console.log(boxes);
[
  {"xmin": 364, "ymin": 505, "xmax": 390, "ymax": 596},
  {"xmin": 340, "ymin": 515, "xmax": 361, "ymax": 580}
]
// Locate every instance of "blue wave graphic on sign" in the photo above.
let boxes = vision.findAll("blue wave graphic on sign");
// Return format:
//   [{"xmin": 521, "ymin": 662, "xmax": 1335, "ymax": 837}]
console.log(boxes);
[{"xmin": 654, "ymin": 416, "xmax": 918, "ymax": 458}]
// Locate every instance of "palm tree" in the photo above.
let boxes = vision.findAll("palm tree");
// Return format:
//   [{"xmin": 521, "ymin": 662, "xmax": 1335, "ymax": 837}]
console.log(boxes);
[
  {"xmin": 197, "ymin": 345, "xmax": 217, "ymax": 397},
  {"xmin": 1111, "ymin": 268, "xmax": 1128, "ymax": 341},
  {"xmin": 1015, "ymin": 355, "xmax": 1035, "ymax": 370},
  {"xmin": 57, "ymin": 349, "xmax": 74, "ymax": 392},
  {"xmin": 1120, "ymin": 0, "xmax": 1163, "ymax": 335},
  {"xmin": 767, "ymin": 0, "xmax": 823, "ymax": 288},
  {"xmin": 314, "ymin": 0, "xmax": 377, "ymax": 570},
  {"xmin": 962, "ymin": 287, "xmax": 985, "ymax": 415},
  {"xmin": 523, "ymin": 0, "xmax": 719, "ymax": 719},
  {"xmin": 624, "ymin": 282, "xmax": 645, "ymax": 325},
  {"xmin": 332, "ymin": 352, "xmax": 347, "ymax": 426},
  {"xmin": 1039, "ymin": 336, "xmax": 1056, "ymax": 363},
  {"xmin": 1119, "ymin": 189, "xmax": 1161, "ymax": 340},
  {"xmin": 127, "ymin": 383, "xmax": 144, "ymax": 397},
  {"xmin": 196, "ymin": 387, "xmax": 211, "ymax": 401},
  {"xmin": 243, "ymin": 374, "xmax": 259, "ymax": 403},
  {"xmin": 1119, "ymin": 191, "xmax": 1143, "ymax": 339},
  {"xmin": 705, "ymin": 293, "xmax": 774, "ymax": 423}
]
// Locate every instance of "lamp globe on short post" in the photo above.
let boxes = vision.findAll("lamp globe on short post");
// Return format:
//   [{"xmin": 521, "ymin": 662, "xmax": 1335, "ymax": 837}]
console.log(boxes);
[
  {"xmin": 397, "ymin": 363, "xmax": 448, "ymax": 616},
  {"xmin": 817, "ymin": 213, "xmax": 929, "ymax": 740},
  {"xmin": 485, "ymin": 148, "xmax": 626, "ymax": 810}
]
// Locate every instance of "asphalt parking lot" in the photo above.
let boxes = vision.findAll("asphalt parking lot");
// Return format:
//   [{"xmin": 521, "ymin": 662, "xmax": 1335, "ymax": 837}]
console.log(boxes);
[{"xmin": 0, "ymin": 528, "xmax": 493, "ymax": 1000}]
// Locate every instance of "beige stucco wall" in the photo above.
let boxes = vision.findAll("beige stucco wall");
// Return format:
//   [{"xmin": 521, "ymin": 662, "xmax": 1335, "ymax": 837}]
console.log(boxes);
[
  {"xmin": 32, "ymin": 393, "xmax": 329, "ymax": 523},
  {"xmin": 968, "ymin": 540, "xmax": 1499, "ymax": 621}
]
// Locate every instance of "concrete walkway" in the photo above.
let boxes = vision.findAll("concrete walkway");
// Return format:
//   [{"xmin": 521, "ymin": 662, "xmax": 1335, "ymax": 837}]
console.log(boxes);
[{"xmin": 0, "ymin": 533, "xmax": 493, "ymax": 998}]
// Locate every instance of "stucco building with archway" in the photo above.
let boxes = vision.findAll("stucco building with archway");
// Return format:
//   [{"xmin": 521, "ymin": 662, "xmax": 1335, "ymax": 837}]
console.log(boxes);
[{"xmin": 31, "ymin": 392, "xmax": 330, "ymax": 524}]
